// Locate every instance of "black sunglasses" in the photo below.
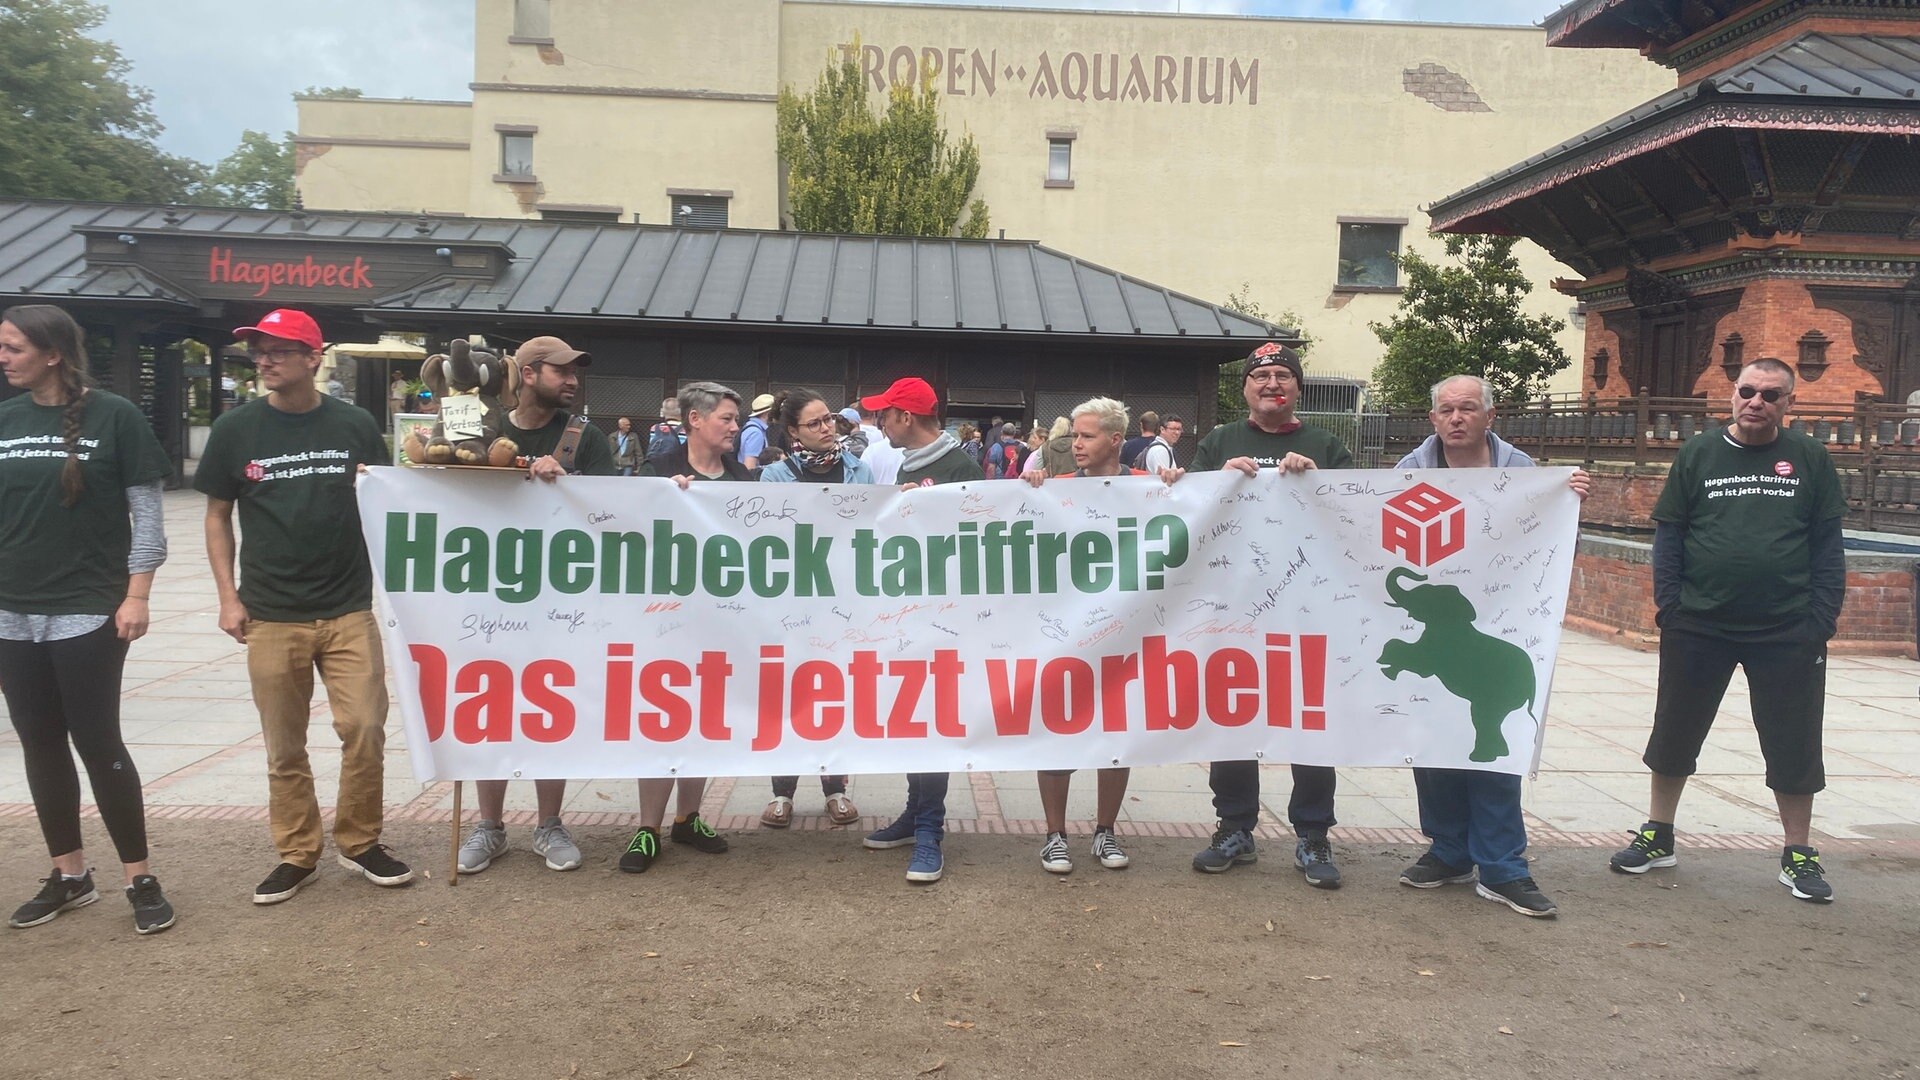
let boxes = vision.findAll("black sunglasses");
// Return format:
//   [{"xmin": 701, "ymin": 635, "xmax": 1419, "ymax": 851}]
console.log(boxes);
[{"xmin": 1737, "ymin": 386, "xmax": 1785, "ymax": 404}]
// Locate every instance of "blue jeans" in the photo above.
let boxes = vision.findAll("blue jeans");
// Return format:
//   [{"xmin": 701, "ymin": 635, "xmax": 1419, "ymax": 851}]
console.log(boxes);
[
  {"xmin": 906, "ymin": 772, "xmax": 948, "ymax": 838},
  {"xmin": 1412, "ymin": 768, "xmax": 1529, "ymax": 885}
]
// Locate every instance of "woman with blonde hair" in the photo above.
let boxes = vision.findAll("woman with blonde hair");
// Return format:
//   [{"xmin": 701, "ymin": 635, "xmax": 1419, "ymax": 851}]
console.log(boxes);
[{"xmin": 0, "ymin": 304, "xmax": 176, "ymax": 934}]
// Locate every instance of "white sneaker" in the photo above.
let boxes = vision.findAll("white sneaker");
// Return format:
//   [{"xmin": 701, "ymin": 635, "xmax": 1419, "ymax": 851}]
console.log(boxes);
[
  {"xmin": 458, "ymin": 820, "xmax": 508, "ymax": 874},
  {"xmin": 1040, "ymin": 832, "xmax": 1073, "ymax": 874},
  {"xmin": 1092, "ymin": 828, "xmax": 1130, "ymax": 870},
  {"xmin": 532, "ymin": 816, "xmax": 582, "ymax": 871}
]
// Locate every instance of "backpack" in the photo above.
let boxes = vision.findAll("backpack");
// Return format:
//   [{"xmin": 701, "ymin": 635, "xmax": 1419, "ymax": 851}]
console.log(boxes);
[
  {"xmin": 989, "ymin": 439, "xmax": 1022, "ymax": 479},
  {"xmin": 647, "ymin": 421, "xmax": 682, "ymax": 460}
]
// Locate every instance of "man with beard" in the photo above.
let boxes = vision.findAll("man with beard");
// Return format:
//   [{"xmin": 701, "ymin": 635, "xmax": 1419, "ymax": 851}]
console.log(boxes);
[{"xmin": 456, "ymin": 336, "xmax": 612, "ymax": 876}]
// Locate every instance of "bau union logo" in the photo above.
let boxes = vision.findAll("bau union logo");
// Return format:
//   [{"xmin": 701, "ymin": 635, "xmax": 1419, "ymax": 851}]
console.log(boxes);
[
  {"xmin": 1381, "ymin": 482, "xmax": 1465, "ymax": 568},
  {"xmin": 1374, "ymin": 481, "xmax": 1536, "ymax": 763},
  {"xmin": 245, "ymin": 460, "xmax": 266, "ymax": 482}
]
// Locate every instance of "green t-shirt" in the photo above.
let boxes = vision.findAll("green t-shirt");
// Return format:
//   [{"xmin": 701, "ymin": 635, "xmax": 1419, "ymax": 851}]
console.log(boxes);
[
  {"xmin": 1652, "ymin": 426, "xmax": 1845, "ymax": 632},
  {"xmin": 194, "ymin": 396, "xmax": 388, "ymax": 622},
  {"xmin": 503, "ymin": 413, "xmax": 617, "ymax": 477},
  {"xmin": 0, "ymin": 391, "xmax": 173, "ymax": 615},
  {"xmin": 1191, "ymin": 420, "xmax": 1354, "ymax": 472},
  {"xmin": 898, "ymin": 443, "xmax": 982, "ymax": 487}
]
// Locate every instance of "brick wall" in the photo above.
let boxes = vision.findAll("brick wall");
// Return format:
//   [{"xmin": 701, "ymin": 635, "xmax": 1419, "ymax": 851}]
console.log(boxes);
[
  {"xmin": 1578, "ymin": 463, "xmax": 1670, "ymax": 530},
  {"xmin": 1565, "ymin": 536, "xmax": 1918, "ymax": 657},
  {"xmin": 1696, "ymin": 279, "xmax": 1881, "ymax": 405}
]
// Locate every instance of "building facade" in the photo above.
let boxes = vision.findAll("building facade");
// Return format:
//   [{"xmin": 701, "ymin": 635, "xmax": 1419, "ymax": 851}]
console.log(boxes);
[{"xmin": 294, "ymin": 0, "xmax": 1674, "ymax": 389}]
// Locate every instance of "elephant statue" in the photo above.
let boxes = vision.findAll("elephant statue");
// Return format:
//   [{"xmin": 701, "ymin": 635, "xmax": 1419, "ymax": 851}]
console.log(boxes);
[{"xmin": 1376, "ymin": 567, "xmax": 1536, "ymax": 763}]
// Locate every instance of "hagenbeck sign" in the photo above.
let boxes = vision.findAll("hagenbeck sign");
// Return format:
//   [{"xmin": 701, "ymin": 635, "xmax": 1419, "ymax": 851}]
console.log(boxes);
[
  {"xmin": 77, "ymin": 229, "xmax": 508, "ymax": 305},
  {"xmin": 839, "ymin": 42, "xmax": 1261, "ymax": 105}
]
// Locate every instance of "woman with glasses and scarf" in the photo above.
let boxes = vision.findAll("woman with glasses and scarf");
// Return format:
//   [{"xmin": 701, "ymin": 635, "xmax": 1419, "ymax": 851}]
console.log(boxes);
[{"xmin": 755, "ymin": 388, "xmax": 872, "ymax": 828}]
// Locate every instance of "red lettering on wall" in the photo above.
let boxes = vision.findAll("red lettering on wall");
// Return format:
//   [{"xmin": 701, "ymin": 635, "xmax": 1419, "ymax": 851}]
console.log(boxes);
[{"xmin": 205, "ymin": 246, "xmax": 377, "ymax": 297}]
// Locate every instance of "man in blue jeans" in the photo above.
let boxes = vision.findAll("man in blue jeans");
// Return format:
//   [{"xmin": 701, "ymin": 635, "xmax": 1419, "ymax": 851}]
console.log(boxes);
[{"xmin": 1393, "ymin": 374, "xmax": 1587, "ymax": 917}]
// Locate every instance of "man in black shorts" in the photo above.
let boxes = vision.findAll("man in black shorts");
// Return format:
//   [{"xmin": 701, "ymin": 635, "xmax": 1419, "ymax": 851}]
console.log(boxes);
[{"xmin": 1610, "ymin": 358, "xmax": 1845, "ymax": 903}]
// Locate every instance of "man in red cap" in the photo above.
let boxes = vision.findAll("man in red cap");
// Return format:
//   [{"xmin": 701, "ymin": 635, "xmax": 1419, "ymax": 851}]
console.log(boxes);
[
  {"xmin": 858, "ymin": 378, "xmax": 976, "ymax": 883},
  {"xmin": 196, "ymin": 309, "xmax": 414, "ymax": 904}
]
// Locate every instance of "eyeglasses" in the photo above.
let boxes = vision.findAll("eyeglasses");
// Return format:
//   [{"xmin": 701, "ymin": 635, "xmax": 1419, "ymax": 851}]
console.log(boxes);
[
  {"xmin": 249, "ymin": 346, "xmax": 309, "ymax": 365},
  {"xmin": 797, "ymin": 415, "xmax": 839, "ymax": 432},
  {"xmin": 1737, "ymin": 386, "xmax": 1785, "ymax": 404},
  {"xmin": 1246, "ymin": 371, "xmax": 1293, "ymax": 387}
]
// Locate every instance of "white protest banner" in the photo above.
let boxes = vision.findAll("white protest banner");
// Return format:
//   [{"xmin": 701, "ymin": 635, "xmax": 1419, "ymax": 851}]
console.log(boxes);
[{"xmin": 358, "ymin": 466, "xmax": 1580, "ymax": 783}]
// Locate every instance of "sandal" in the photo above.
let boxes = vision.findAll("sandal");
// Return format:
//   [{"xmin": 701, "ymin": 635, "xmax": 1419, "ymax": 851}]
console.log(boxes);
[
  {"xmin": 761, "ymin": 796, "xmax": 794, "ymax": 828},
  {"xmin": 825, "ymin": 792, "xmax": 860, "ymax": 826}
]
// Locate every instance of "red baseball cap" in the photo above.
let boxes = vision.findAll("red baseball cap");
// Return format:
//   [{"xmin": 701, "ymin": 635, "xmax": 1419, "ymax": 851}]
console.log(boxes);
[
  {"xmin": 860, "ymin": 377, "xmax": 939, "ymax": 416},
  {"xmin": 233, "ymin": 309, "xmax": 323, "ymax": 352}
]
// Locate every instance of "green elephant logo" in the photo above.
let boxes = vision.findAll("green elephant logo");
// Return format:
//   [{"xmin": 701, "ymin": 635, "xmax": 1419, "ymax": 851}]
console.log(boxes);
[{"xmin": 1376, "ymin": 567, "xmax": 1536, "ymax": 762}]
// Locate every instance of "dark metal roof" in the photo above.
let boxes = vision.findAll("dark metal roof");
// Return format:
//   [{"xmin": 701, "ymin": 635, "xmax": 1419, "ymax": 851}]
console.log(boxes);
[
  {"xmin": 1542, "ymin": 0, "xmax": 1768, "ymax": 50},
  {"xmin": 0, "ymin": 198, "xmax": 1287, "ymax": 344},
  {"xmin": 1429, "ymin": 32, "xmax": 1920, "ymax": 233}
]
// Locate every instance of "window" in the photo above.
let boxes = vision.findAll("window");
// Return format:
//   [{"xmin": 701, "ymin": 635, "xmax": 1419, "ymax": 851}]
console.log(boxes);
[
  {"xmin": 540, "ymin": 206, "xmax": 622, "ymax": 224},
  {"xmin": 1335, "ymin": 219, "xmax": 1405, "ymax": 289},
  {"xmin": 671, "ymin": 193, "xmax": 730, "ymax": 229},
  {"xmin": 513, "ymin": 0, "xmax": 550, "ymax": 39},
  {"xmin": 1045, "ymin": 131, "xmax": 1075, "ymax": 189},
  {"xmin": 500, "ymin": 132, "xmax": 534, "ymax": 178}
]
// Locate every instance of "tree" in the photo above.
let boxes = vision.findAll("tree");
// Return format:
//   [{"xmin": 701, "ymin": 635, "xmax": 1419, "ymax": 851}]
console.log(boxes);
[
  {"xmin": 777, "ymin": 46, "xmax": 989, "ymax": 238},
  {"xmin": 206, "ymin": 130, "xmax": 294, "ymax": 210},
  {"xmin": 0, "ymin": 0, "xmax": 204, "ymax": 202},
  {"xmin": 1368, "ymin": 234, "xmax": 1570, "ymax": 409}
]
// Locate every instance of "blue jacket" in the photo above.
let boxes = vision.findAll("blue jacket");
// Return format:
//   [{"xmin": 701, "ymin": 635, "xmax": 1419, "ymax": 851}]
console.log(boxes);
[
  {"xmin": 1395, "ymin": 430, "xmax": 1534, "ymax": 470},
  {"xmin": 758, "ymin": 453, "xmax": 876, "ymax": 484}
]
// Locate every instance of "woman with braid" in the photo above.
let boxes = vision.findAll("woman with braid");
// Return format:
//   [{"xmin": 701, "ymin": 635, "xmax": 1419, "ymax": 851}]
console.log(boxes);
[
  {"xmin": 0, "ymin": 305, "xmax": 176, "ymax": 934},
  {"xmin": 755, "ymin": 387, "xmax": 872, "ymax": 829}
]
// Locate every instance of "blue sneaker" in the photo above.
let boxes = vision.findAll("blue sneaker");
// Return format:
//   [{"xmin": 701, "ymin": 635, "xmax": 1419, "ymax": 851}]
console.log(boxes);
[
  {"xmin": 1192, "ymin": 826, "xmax": 1257, "ymax": 873},
  {"xmin": 1295, "ymin": 836, "xmax": 1342, "ymax": 889},
  {"xmin": 864, "ymin": 808, "xmax": 919, "ymax": 850},
  {"xmin": 906, "ymin": 835, "xmax": 944, "ymax": 883}
]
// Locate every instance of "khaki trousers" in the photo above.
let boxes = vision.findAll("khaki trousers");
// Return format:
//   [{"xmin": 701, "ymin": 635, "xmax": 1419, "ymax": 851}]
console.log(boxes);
[{"xmin": 245, "ymin": 610, "xmax": 389, "ymax": 867}]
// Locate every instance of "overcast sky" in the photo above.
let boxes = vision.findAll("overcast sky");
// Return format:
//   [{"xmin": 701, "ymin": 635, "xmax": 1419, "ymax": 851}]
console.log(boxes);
[{"xmin": 100, "ymin": 0, "xmax": 1552, "ymax": 165}]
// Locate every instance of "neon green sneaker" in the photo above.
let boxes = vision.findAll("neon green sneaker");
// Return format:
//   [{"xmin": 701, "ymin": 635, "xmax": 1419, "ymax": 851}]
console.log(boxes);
[{"xmin": 1608, "ymin": 824, "xmax": 1676, "ymax": 874}]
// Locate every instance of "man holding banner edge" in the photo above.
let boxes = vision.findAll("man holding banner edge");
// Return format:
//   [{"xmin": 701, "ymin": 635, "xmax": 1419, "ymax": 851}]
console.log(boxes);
[{"xmin": 458, "ymin": 336, "xmax": 609, "ymax": 875}]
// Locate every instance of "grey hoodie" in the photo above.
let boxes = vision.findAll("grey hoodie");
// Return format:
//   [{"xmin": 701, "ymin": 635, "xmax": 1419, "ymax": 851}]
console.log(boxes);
[{"xmin": 1395, "ymin": 430, "xmax": 1534, "ymax": 470}]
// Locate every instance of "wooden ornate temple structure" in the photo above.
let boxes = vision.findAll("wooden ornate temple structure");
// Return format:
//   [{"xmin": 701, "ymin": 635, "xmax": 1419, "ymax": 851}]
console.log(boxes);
[{"xmin": 1429, "ymin": 0, "xmax": 1920, "ymax": 407}]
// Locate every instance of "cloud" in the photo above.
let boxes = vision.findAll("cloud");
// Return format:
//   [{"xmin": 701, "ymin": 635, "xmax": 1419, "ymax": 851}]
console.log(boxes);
[
  {"xmin": 98, "ymin": 0, "xmax": 1544, "ymax": 165},
  {"xmin": 100, "ymin": 0, "xmax": 473, "ymax": 164}
]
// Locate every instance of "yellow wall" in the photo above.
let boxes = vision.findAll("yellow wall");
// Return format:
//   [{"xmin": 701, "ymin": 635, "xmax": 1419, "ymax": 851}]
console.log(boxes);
[{"xmin": 298, "ymin": 0, "xmax": 1679, "ymax": 391}]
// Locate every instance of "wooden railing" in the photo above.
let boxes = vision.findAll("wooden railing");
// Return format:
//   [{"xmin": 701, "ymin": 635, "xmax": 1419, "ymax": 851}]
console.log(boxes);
[{"xmin": 1379, "ymin": 390, "xmax": 1920, "ymax": 535}]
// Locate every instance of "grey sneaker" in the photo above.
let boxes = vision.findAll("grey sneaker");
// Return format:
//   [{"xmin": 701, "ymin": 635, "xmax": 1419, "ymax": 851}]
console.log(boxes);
[
  {"xmin": 1295, "ymin": 836, "xmax": 1342, "ymax": 889},
  {"xmin": 533, "ymin": 816, "xmax": 582, "ymax": 871},
  {"xmin": 1091, "ymin": 827, "xmax": 1130, "ymax": 870},
  {"xmin": 457, "ymin": 820, "xmax": 508, "ymax": 874},
  {"xmin": 1040, "ymin": 832, "xmax": 1073, "ymax": 874}
]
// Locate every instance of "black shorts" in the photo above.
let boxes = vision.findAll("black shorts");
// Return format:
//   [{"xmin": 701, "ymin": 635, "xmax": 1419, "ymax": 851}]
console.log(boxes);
[{"xmin": 1644, "ymin": 625, "xmax": 1827, "ymax": 795}]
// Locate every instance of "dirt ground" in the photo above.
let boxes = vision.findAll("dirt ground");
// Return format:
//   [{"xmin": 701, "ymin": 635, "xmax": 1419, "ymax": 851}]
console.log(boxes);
[{"xmin": 2, "ymin": 818, "xmax": 1915, "ymax": 1080}]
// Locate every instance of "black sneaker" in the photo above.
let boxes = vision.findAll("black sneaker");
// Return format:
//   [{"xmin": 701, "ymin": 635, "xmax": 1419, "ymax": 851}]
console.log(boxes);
[
  {"xmin": 1191, "ymin": 826, "xmax": 1257, "ymax": 874},
  {"xmin": 338, "ymin": 845, "xmax": 414, "ymax": 887},
  {"xmin": 669, "ymin": 813, "xmax": 729, "ymax": 854},
  {"xmin": 618, "ymin": 827, "xmax": 659, "ymax": 873},
  {"xmin": 1295, "ymin": 836, "xmax": 1342, "ymax": 889},
  {"xmin": 9, "ymin": 872, "xmax": 98, "ymax": 928},
  {"xmin": 1400, "ymin": 852, "xmax": 1476, "ymax": 889},
  {"xmin": 252, "ymin": 862, "xmax": 315, "ymax": 905},
  {"xmin": 126, "ymin": 875, "xmax": 176, "ymax": 935},
  {"xmin": 1779, "ymin": 845, "xmax": 1834, "ymax": 904},
  {"xmin": 1477, "ymin": 876, "xmax": 1558, "ymax": 917},
  {"xmin": 1608, "ymin": 823, "xmax": 1677, "ymax": 874}
]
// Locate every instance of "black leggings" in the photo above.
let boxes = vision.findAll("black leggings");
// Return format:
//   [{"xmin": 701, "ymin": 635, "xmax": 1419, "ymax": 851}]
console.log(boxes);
[{"xmin": 0, "ymin": 622, "xmax": 148, "ymax": 864}]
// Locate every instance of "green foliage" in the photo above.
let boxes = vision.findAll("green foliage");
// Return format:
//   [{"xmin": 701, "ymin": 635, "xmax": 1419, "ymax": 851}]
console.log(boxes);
[
  {"xmin": 777, "ymin": 45, "xmax": 990, "ymax": 238},
  {"xmin": 1368, "ymin": 234, "xmax": 1570, "ymax": 409},
  {"xmin": 206, "ymin": 130, "xmax": 295, "ymax": 210},
  {"xmin": 299, "ymin": 86, "xmax": 364, "ymax": 99},
  {"xmin": 0, "ymin": 0, "xmax": 204, "ymax": 201}
]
